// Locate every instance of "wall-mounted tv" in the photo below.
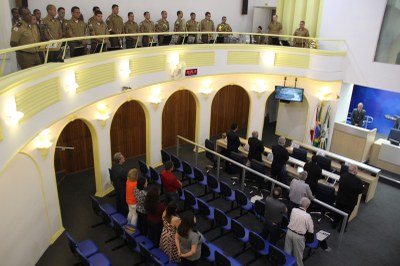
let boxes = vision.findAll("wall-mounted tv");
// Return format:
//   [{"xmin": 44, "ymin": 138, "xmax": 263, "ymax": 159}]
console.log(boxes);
[{"xmin": 274, "ymin": 86, "xmax": 304, "ymax": 102}]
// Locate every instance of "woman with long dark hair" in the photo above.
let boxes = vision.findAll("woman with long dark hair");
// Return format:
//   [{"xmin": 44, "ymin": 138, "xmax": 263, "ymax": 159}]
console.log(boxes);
[
  {"xmin": 134, "ymin": 177, "xmax": 148, "ymax": 235},
  {"xmin": 160, "ymin": 203, "xmax": 181, "ymax": 263},
  {"xmin": 144, "ymin": 185, "xmax": 166, "ymax": 247},
  {"xmin": 175, "ymin": 213, "xmax": 204, "ymax": 265}
]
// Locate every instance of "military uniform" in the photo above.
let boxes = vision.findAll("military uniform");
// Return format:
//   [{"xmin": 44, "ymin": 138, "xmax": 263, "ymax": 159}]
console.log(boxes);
[
  {"xmin": 268, "ymin": 21, "xmax": 282, "ymax": 45},
  {"xmin": 174, "ymin": 18, "xmax": 186, "ymax": 44},
  {"xmin": 216, "ymin": 22, "xmax": 232, "ymax": 43},
  {"xmin": 140, "ymin": 19, "xmax": 155, "ymax": 47},
  {"xmin": 57, "ymin": 17, "xmax": 67, "ymax": 38},
  {"xmin": 200, "ymin": 19, "xmax": 214, "ymax": 43},
  {"xmin": 155, "ymin": 18, "xmax": 169, "ymax": 46},
  {"xmin": 88, "ymin": 16, "xmax": 96, "ymax": 26},
  {"xmin": 43, "ymin": 16, "xmax": 62, "ymax": 62},
  {"xmin": 186, "ymin": 19, "xmax": 198, "ymax": 43},
  {"xmin": 253, "ymin": 34, "xmax": 266, "ymax": 45},
  {"xmin": 10, "ymin": 20, "xmax": 42, "ymax": 69},
  {"xmin": 124, "ymin": 21, "xmax": 139, "ymax": 48},
  {"xmin": 106, "ymin": 14, "xmax": 124, "ymax": 48},
  {"xmin": 89, "ymin": 21, "xmax": 109, "ymax": 53},
  {"xmin": 67, "ymin": 19, "xmax": 87, "ymax": 57},
  {"xmin": 293, "ymin": 27, "xmax": 309, "ymax": 48}
]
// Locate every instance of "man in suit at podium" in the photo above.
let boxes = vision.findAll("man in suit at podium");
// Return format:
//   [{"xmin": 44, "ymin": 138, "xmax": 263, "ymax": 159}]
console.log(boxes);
[{"xmin": 351, "ymin": 102, "xmax": 366, "ymax": 127}]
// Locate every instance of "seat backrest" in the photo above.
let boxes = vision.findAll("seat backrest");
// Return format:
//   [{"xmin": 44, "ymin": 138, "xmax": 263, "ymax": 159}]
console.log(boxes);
[
  {"xmin": 215, "ymin": 250, "xmax": 231, "ymax": 266},
  {"xmin": 214, "ymin": 208, "xmax": 228, "ymax": 227},
  {"xmin": 315, "ymin": 183, "xmax": 336, "ymax": 205},
  {"xmin": 292, "ymin": 147, "xmax": 308, "ymax": 162},
  {"xmin": 316, "ymin": 155, "xmax": 332, "ymax": 171},
  {"xmin": 219, "ymin": 181, "xmax": 233, "ymax": 197},
  {"xmin": 161, "ymin": 150, "xmax": 171, "ymax": 163},
  {"xmin": 249, "ymin": 231, "xmax": 266, "ymax": 251},
  {"xmin": 254, "ymin": 199, "xmax": 266, "ymax": 217},
  {"xmin": 89, "ymin": 195, "xmax": 101, "ymax": 216},
  {"xmin": 231, "ymin": 219, "xmax": 246, "ymax": 239},
  {"xmin": 207, "ymin": 174, "xmax": 219, "ymax": 189},
  {"xmin": 182, "ymin": 161, "xmax": 193, "ymax": 175},
  {"xmin": 193, "ymin": 167, "xmax": 206, "ymax": 182},
  {"xmin": 269, "ymin": 244, "xmax": 287, "ymax": 265},
  {"xmin": 65, "ymin": 231, "xmax": 77, "ymax": 254},
  {"xmin": 75, "ymin": 247, "xmax": 90, "ymax": 265},
  {"xmin": 138, "ymin": 160, "xmax": 149, "ymax": 176},
  {"xmin": 125, "ymin": 231, "xmax": 139, "ymax": 250},
  {"xmin": 183, "ymin": 190, "xmax": 197, "ymax": 206},
  {"xmin": 171, "ymin": 154, "xmax": 182, "ymax": 169},
  {"xmin": 251, "ymin": 159, "xmax": 266, "ymax": 174},
  {"xmin": 205, "ymin": 139, "xmax": 216, "ymax": 162},
  {"xmin": 149, "ymin": 167, "xmax": 160, "ymax": 182},
  {"xmin": 98, "ymin": 205, "xmax": 112, "ymax": 225},
  {"xmin": 197, "ymin": 198, "xmax": 211, "ymax": 216},
  {"xmin": 138, "ymin": 243, "xmax": 153, "ymax": 264},
  {"xmin": 201, "ymin": 241, "xmax": 211, "ymax": 259},
  {"xmin": 235, "ymin": 189, "xmax": 249, "ymax": 205},
  {"xmin": 111, "ymin": 215, "xmax": 125, "ymax": 236},
  {"xmin": 230, "ymin": 152, "xmax": 246, "ymax": 174}
]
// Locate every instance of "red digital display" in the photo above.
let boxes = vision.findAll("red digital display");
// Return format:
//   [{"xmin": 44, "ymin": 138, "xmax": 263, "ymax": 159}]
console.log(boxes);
[{"xmin": 185, "ymin": 68, "xmax": 198, "ymax": 76}]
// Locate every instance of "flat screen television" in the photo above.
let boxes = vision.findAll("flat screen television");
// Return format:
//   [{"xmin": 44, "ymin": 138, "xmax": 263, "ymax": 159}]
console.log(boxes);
[{"xmin": 275, "ymin": 86, "xmax": 304, "ymax": 102}]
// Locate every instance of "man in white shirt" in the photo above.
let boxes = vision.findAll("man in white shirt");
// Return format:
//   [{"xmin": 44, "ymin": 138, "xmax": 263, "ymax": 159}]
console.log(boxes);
[{"xmin": 284, "ymin": 197, "xmax": 314, "ymax": 266}]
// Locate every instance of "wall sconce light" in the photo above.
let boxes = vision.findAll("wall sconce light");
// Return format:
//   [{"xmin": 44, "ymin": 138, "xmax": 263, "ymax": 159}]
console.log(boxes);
[
  {"xmin": 252, "ymin": 79, "xmax": 268, "ymax": 98},
  {"xmin": 96, "ymin": 103, "xmax": 110, "ymax": 127},
  {"xmin": 5, "ymin": 96, "xmax": 24, "ymax": 126},
  {"xmin": 199, "ymin": 80, "xmax": 213, "ymax": 100},
  {"xmin": 262, "ymin": 50, "xmax": 275, "ymax": 66},
  {"xmin": 64, "ymin": 72, "xmax": 79, "ymax": 94},
  {"xmin": 318, "ymin": 86, "xmax": 339, "ymax": 101},
  {"xmin": 120, "ymin": 60, "xmax": 131, "ymax": 79},
  {"xmin": 149, "ymin": 87, "xmax": 162, "ymax": 110},
  {"xmin": 34, "ymin": 129, "xmax": 53, "ymax": 159}
]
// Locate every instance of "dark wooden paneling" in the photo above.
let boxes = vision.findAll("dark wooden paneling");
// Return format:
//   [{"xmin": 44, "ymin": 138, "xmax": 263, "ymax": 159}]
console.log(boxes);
[
  {"xmin": 162, "ymin": 90, "xmax": 196, "ymax": 148},
  {"xmin": 110, "ymin": 101, "xmax": 146, "ymax": 159},
  {"xmin": 210, "ymin": 85, "xmax": 250, "ymax": 137},
  {"xmin": 54, "ymin": 119, "xmax": 94, "ymax": 174}
]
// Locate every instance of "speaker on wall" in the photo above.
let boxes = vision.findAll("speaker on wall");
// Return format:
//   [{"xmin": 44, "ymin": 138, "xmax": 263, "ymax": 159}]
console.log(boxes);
[{"xmin": 242, "ymin": 0, "xmax": 248, "ymax": 15}]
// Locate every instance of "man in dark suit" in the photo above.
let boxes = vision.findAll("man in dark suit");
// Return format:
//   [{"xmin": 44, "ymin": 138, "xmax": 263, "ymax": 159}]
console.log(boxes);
[
  {"xmin": 248, "ymin": 130, "xmax": 264, "ymax": 162},
  {"xmin": 332, "ymin": 164, "xmax": 363, "ymax": 231},
  {"xmin": 271, "ymin": 136, "xmax": 289, "ymax": 184},
  {"xmin": 226, "ymin": 122, "xmax": 240, "ymax": 157},
  {"xmin": 304, "ymin": 155, "xmax": 322, "ymax": 194},
  {"xmin": 351, "ymin": 102, "xmax": 366, "ymax": 127},
  {"xmin": 110, "ymin": 152, "xmax": 129, "ymax": 216}
]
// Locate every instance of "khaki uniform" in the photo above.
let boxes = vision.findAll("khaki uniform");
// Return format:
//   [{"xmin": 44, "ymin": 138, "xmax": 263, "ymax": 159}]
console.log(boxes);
[
  {"xmin": 106, "ymin": 14, "xmax": 124, "ymax": 47},
  {"xmin": 155, "ymin": 18, "xmax": 169, "ymax": 45},
  {"xmin": 88, "ymin": 16, "xmax": 96, "ymax": 25},
  {"xmin": 200, "ymin": 19, "xmax": 214, "ymax": 43},
  {"xmin": 140, "ymin": 19, "xmax": 155, "ymax": 47},
  {"xmin": 268, "ymin": 21, "xmax": 282, "ymax": 45},
  {"xmin": 293, "ymin": 28, "xmax": 309, "ymax": 48},
  {"xmin": 253, "ymin": 34, "xmax": 265, "ymax": 45},
  {"xmin": 10, "ymin": 20, "xmax": 41, "ymax": 69},
  {"xmin": 124, "ymin": 21, "xmax": 139, "ymax": 48},
  {"xmin": 43, "ymin": 16, "xmax": 62, "ymax": 40},
  {"xmin": 67, "ymin": 19, "xmax": 87, "ymax": 57},
  {"xmin": 88, "ymin": 21, "xmax": 109, "ymax": 53},
  {"xmin": 186, "ymin": 19, "xmax": 198, "ymax": 43},
  {"xmin": 216, "ymin": 22, "xmax": 232, "ymax": 40},
  {"xmin": 174, "ymin": 18, "xmax": 186, "ymax": 44},
  {"xmin": 57, "ymin": 18, "xmax": 67, "ymax": 38}
]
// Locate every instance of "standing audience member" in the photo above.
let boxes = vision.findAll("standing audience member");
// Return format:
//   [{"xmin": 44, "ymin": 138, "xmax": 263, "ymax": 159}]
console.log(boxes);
[
  {"xmin": 56, "ymin": 7, "xmax": 67, "ymax": 38},
  {"xmin": 288, "ymin": 171, "xmax": 314, "ymax": 218},
  {"xmin": 106, "ymin": 4, "xmax": 124, "ymax": 48},
  {"xmin": 185, "ymin": 12, "xmax": 198, "ymax": 43},
  {"xmin": 161, "ymin": 161, "xmax": 182, "ymax": 205},
  {"xmin": 271, "ymin": 136, "xmax": 289, "ymax": 184},
  {"xmin": 293, "ymin": 20, "xmax": 309, "ymax": 48},
  {"xmin": 303, "ymin": 155, "xmax": 322, "ymax": 195},
  {"xmin": 145, "ymin": 186, "xmax": 166, "ymax": 247},
  {"xmin": 134, "ymin": 177, "xmax": 148, "ymax": 235},
  {"xmin": 253, "ymin": 26, "xmax": 265, "ymax": 44},
  {"xmin": 140, "ymin": 11, "xmax": 155, "ymax": 47},
  {"xmin": 124, "ymin": 12, "xmax": 139, "ymax": 48},
  {"xmin": 156, "ymin": 10, "xmax": 170, "ymax": 45},
  {"xmin": 42, "ymin": 4, "xmax": 62, "ymax": 62},
  {"xmin": 226, "ymin": 122, "xmax": 240, "ymax": 157},
  {"xmin": 332, "ymin": 164, "xmax": 363, "ymax": 231},
  {"xmin": 174, "ymin": 10, "xmax": 186, "ymax": 44},
  {"xmin": 200, "ymin": 11, "xmax": 214, "ymax": 43},
  {"xmin": 268, "ymin": 14, "xmax": 282, "ymax": 45},
  {"xmin": 284, "ymin": 197, "xmax": 314, "ymax": 266},
  {"xmin": 248, "ymin": 130, "xmax": 264, "ymax": 162},
  {"xmin": 126, "ymin": 168, "xmax": 138, "ymax": 225},
  {"xmin": 67, "ymin": 6, "xmax": 87, "ymax": 57},
  {"xmin": 261, "ymin": 187, "xmax": 287, "ymax": 244},
  {"xmin": 88, "ymin": 6, "xmax": 100, "ymax": 25},
  {"xmin": 175, "ymin": 214, "xmax": 204, "ymax": 266},
  {"xmin": 11, "ymin": 7, "xmax": 20, "ymax": 25},
  {"xmin": 160, "ymin": 203, "xmax": 181, "ymax": 263},
  {"xmin": 88, "ymin": 10, "xmax": 109, "ymax": 53},
  {"xmin": 111, "ymin": 152, "xmax": 128, "ymax": 216}
]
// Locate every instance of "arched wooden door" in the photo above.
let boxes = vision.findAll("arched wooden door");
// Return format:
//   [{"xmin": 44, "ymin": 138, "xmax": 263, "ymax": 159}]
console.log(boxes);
[
  {"xmin": 54, "ymin": 119, "xmax": 94, "ymax": 175},
  {"xmin": 110, "ymin": 101, "xmax": 146, "ymax": 159},
  {"xmin": 162, "ymin": 90, "xmax": 196, "ymax": 148},
  {"xmin": 210, "ymin": 85, "xmax": 250, "ymax": 137}
]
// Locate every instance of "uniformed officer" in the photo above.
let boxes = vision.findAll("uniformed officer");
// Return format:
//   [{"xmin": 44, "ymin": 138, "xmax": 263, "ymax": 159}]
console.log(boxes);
[
  {"xmin": 88, "ymin": 10, "xmax": 109, "ymax": 53},
  {"xmin": 11, "ymin": 8, "xmax": 20, "ymax": 25},
  {"xmin": 31, "ymin": 15, "xmax": 41, "ymax": 42},
  {"xmin": 174, "ymin": 10, "xmax": 186, "ymax": 45},
  {"xmin": 67, "ymin": 6, "xmax": 87, "ymax": 57},
  {"xmin": 10, "ymin": 7, "xmax": 42, "ymax": 70},
  {"xmin": 155, "ymin": 10, "xmax": 169, "ymax": 46},
  {"xmin": 268, "ymin": 15, "xmax": 282, "ymax": 45},
  {"xmin": 43, "ymin": 4, "xmax": 62, "ymax": 62},
  {"xmin": 33, "ymin": 9, "xmax": 46, "ymax": 42},
  {"xmin": 88, "ymin": 6, "xmax": 100, "ymax": 25},
  {"xmin": 57, "ymin": 7, "xmax": 67, "ymax": 38},
  {"xmin": 293, "ymin": 21, "xmax": 310, "ymax": 48},
  {"xmin": 253, "ymin": 26, "xmax": 265, "ymax": 44},
  {"xmin": 200, "ymin": 11, "xmax": 214, "ymax": 43},
  {"xmin": 124, "ymin": 12, "xmax": 139, "ymax": 49},
  {"xmin": 216, "ymin": 16, "xmax": 232, "ymax": 43},
  {"xmin": 186, "ymin": 12, "xmax": 198, "ymax": 44},
  {"xmin": 106, "ymin": 4, "xmax": 124, "ymax": 48},
  {"xmin": 140, "ymin": 11, "xmax": 155, "ymax": 47}
]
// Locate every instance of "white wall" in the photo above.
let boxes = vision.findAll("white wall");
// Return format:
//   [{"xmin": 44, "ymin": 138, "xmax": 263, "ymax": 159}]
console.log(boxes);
[{"xmin": 319, "ymin": 0, "xmax": 400, "ymax": 93}]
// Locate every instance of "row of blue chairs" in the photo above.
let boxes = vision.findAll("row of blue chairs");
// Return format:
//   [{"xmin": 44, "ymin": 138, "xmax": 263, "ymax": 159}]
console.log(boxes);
[{"xmin": 179, "ymin": 188, "xmax": 296, "ymax": 266}]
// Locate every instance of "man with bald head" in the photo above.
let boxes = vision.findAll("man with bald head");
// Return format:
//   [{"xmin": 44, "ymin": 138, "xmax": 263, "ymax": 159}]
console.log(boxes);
[
  {"xmin": 271, "ymin": 136, "xmax": 289, "ymax": 184},
  {"xmin": 332, "ymin": 164, "xmax": 363, "ymax": 231},
  {"xmin": 248, "ymin": 130, "xmax": 264, "ymax": 162},
  {"xmin": 351, "ymin": 102, "xmax": 366, "ymax": 127}
]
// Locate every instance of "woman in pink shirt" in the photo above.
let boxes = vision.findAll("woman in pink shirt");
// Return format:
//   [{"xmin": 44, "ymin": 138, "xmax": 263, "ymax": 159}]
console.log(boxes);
[{"xmin": 126, "ymin": 168, "xmax": 138, "ymax": 225}]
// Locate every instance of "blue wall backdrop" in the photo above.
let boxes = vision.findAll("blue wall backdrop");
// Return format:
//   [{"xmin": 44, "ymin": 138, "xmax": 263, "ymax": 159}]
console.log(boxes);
[{"xmin": 348, "ymin": 85, "xmax": 400, "ymax": 136}]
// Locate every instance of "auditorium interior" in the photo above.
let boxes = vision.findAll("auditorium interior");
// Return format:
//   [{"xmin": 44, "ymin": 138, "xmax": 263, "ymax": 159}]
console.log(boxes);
[{"xmin": 1, "ymin": 0, "xmax": 400, "ymax": 266}]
